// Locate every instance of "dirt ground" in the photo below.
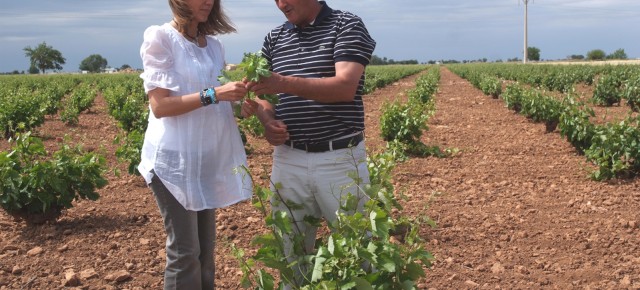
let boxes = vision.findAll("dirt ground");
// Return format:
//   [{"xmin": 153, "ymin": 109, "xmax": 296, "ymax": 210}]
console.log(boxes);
[{"xmin": 1, "ymin": 67, "xmax": 639, "ymax": 289}]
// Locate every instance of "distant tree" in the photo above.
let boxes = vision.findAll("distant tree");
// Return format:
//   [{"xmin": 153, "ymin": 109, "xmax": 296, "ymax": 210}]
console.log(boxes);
[
  {"xmin": 586, "ymin": 49, "xmax": 606, "ymax": 61},
  {"xmin": 527, "ymin": 46, "xmax": 540, "ymax": 61},
  {"xmin": 28, "ymin": 64, "xmax": 39, "ymax": 74},
  {"xmin": 119, "ymin": 64, "xmax": 132, "ymax": 70},
  {"xmin": 369, "ymin": 55, "xmax": 418, "ymax": 65},
  {"xmin": 568, "ymin": 54, "xmax": 585, "ymax": 60},
  {"xmin": 23, "ymin": 42, "xmax": 65, "ymax": 74},
  {"xmin": 606, "ymin": 48, "xmax": 627, "ymax": 60},
  {"xmin": 370, "ymin": 55, "xmax": 385, "ymax": 65},
  {"xmin": 395, "ymin": 59, "xmax": 418, "ymax": 65},
  {"xmin": 79, "ymin": 54, "xmax": 108, "ymax": 73}
]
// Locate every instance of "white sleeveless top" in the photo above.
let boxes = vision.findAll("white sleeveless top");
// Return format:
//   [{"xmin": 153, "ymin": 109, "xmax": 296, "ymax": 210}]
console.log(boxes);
[{"xmin": 138, "ymin": 23, "xmax": 252, "ymax": 211}]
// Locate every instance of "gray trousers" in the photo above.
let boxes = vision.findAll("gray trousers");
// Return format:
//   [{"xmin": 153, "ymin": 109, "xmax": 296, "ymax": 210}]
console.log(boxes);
[{"xmin": 150, "ymin": 173, "xmax": 216, "ymax": 290}]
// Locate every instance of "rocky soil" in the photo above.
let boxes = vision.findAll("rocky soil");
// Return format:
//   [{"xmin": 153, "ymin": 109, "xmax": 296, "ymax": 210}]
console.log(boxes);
[{"xmin": 1, "ymin": 67, "xmax": 639, "ymax": 289}]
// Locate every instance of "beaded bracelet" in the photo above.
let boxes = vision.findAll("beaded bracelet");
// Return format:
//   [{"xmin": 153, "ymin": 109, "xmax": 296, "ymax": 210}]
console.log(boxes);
[
  {"xmin": 205, "ymin": 87, "xmax": 218, "ymax": 104},
  {"xmin": 199, "ymin": 87, "xmax": 218, "ymax": 106},
  {"xmin": 199, "ymin": 89, "xmax": 209, "ymax": 106}
]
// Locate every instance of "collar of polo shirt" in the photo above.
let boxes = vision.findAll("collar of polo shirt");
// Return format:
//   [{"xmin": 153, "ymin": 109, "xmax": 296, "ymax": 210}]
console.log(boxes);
[{"xmin": 284, "ymin": 0, "xmax": 332, "ymax": 30}]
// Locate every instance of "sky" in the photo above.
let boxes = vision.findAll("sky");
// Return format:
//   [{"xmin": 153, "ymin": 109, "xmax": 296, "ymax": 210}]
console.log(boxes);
[{"xmin": 1, "ymin": 0, "xmax": 639, "ymax": 73}]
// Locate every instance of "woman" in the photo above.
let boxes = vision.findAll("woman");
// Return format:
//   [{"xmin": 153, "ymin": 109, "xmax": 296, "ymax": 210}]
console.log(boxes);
[{"xmin": 138, "ymin": 0, "xmax": 252, "ymax": 289}]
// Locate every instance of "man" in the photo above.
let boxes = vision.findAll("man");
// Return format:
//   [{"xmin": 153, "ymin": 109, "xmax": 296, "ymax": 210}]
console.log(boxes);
[{"xmin": 247, "ymin": 0, "xmax": 376, "ymax": 286}]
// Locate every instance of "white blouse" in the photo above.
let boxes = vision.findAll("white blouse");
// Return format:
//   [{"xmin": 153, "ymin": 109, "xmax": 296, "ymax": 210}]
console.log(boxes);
[{"xmin": 138, "ymin": 23, "xmax": 252, "ymax": 211}]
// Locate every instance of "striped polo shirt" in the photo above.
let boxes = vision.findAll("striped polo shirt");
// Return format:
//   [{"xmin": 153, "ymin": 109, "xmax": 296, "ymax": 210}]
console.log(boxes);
[{"xmin": 261, "ymin": 1, "xmax": 376, "ymax": 143}]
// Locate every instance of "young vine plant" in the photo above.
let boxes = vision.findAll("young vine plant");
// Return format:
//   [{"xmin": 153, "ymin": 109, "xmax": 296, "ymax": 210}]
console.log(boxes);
[{"xmin": 219, "ymin": 52, "xmax": 279, "ymax": 105}]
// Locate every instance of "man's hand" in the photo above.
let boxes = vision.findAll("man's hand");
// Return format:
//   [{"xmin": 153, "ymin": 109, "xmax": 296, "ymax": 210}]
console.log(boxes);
[
  {"xmin": 263, "ymin": 119, "xmax": 289, "ymax": 146},
  {"xmin": 241, "ymin": 99, "xmax": 258, "ymax": 118},
  {"xmin": 246, "ymin": 72, "xmax": 284, "ymax": 97}
]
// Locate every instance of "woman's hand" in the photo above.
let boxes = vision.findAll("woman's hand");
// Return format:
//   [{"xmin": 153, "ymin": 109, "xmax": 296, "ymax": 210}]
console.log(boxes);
[{"xmin": 215, "ymin": 81, "xmax": 248, "ymax": 102}]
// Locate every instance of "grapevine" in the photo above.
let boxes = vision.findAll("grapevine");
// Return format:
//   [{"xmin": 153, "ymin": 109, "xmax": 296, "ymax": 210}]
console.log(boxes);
[{"xmin": 219, "ymin": 52, "xmax": 279, "ymax": 104}]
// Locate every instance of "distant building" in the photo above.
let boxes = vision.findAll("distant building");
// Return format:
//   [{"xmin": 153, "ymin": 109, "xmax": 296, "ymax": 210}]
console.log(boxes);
[
  {"xmin": 102, "ymin": 67, "xmax": 118, "ymax": 74},
  {"xmin": 225, "ymin": 64, "xmax": 237, "ymax": 71}
]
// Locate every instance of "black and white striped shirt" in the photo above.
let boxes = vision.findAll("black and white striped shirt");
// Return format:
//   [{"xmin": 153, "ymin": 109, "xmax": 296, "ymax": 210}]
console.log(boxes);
[{"xmin": 261, "ymin": 1, "xmax": 376, "ymax": 143}]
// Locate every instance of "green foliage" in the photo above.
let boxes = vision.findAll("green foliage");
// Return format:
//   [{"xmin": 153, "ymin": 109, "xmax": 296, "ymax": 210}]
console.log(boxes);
[
  {"xmin": 237, "ymin": 52, "xmax": 271, "ymax": 83},
  {"xmin": 114, "ymin": 129, "xmax": 145, "ymax": 176},
  {"xmin": 233, "ymin": 152, "xmax": 434, "ymax": 289},
  {"xmin": 0, "ymin": 132, "xmax": 107, "ymax": 222},
  {"xmin": 558, "ymin": 96, "xmax": 596, "ymax": 154},
  {"xmin": 449, "ymin": 62, "xmax": 604, "ymax": 92},
  {"xmin": 219, "ymin": 52, "xmax": 279, "ymax": 105},
  {"xmin": 60, "ymin": 83, "xmax": 98, "ymax": 125},
  {"xmin": 79, "ymin": 54, "xmax": 108, "ymax": 73},
  {"xmin": 408, "ymin": 69, "xmax": 440, "ymax": 104},
  {"xmin": 527, "ymin": 46, "xmax": 540, "ymax": 61},
  {"xmin": 99, "ymin": 75, "xmax": 149, "ymax": 175},
  {"xmin": 380, "ymin": 101, "xmax": 428, "ymax": 144},
  {"xmin": 28, "ymin": 64, "xmax": 39, "ymax": 74},
  {"xmin": 102, "ymin": 77, "xmax": 148, "ymax": 133},
  {"xmin": 586, "ymin": 49, "xmax": 606, "ymax": 61},
  {"xmin": 447, "ymin": 62, "xmax": 640, "ymax": 181},
  {"xmin": 479, "ymin": 75, "xmax": 502, "ymax": 98},
  {"xmin": 370, "ymin": 55, "xmax": 420, "ymax": 65},
  {"xmin": 367, "ymin": 151, "xmax": 398, "ymax": 198},
  {"xmin": 541, "ymin": 71, "xmax": 576, "ymax": 93},
  {"xmin": 238, "ymin": 115, "xmax": 265, "ymax": 137},
  {"xmin": 364, "ymin": 65, "xmax": 428, "ymax": 94},
  {"xmin": 592, "ymin": 74, "xmax": 622, "ymax": 106},
  {"xmin": 23, "ymin": 42, "xmax": 66, "ymax": 74},
  {"xmin": 379, "ymin": 67, "xmax": 453, "ymax": 160},
  {"xmin": 217, "ymin": 52, "xmax": 281, "ymax": 147},
  {"xmin": 518, "ymin": 90, "xmax": 565, "ymax": 132},
  {"xmin": 0, "ymin": 75, "xmax": 82, "ymax": 138},
  {"xmin": 624, "ymin": 74, "xmax": 640, "ymax": 112},
  {"xmin": 606, "ymin": 48, "xmax": 627, "ymax": 60},
  {"xmin": 405, "ymin": 142, "xmax": 452, "ymax": 159},
  {"xmin": 585, "ymin": 116, "xmax": 640, "ymax": 180},
  {"xmin": 380, "ymin": 67, "xmax": 440, "ymax": 144},
  {"xmin": 501, "ymin": 83, "xmax": 525, "ymax": 113},
  {"xmin": 231, "ymin": 66, "xmax": 446, "ymax": 285},
  {"xmin": 0, "ymin": 90, "xmax": 46, "ymax": 139}
]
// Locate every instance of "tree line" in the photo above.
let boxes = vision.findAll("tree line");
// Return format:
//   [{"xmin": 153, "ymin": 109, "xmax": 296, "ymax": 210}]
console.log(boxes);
[
  {"xmin": 4, "ymin": 42, "xmax": 632, "ymax": 75},
  {"xmin": 426, "ymin": 47, "xmax": 630, "ymax": 65},
  {"xmin": 6, "ymin": 41, "xmax": 131, "ymax": 75}
]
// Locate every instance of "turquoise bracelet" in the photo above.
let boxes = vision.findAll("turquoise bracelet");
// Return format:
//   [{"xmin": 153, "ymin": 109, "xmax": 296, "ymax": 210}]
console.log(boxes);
[
  {"xmin": 200, "ymin": 87, "xmax": 218, "ymax": 106},
  {"xmin": 205, "ymin": 87, "xmax": 218, "ymax": 104}
]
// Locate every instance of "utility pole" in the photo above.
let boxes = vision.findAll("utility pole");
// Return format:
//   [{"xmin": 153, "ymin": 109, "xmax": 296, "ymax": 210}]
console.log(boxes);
[{"xmin": 521, "ymin": 0, "xmax": 532, "ymax": 64}]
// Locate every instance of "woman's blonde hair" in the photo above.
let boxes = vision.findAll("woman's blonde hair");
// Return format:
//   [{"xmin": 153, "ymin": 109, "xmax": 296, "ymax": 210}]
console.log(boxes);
[{"xmin": 169, "ymin": 0, "xmax": 236, "ymax": 35}]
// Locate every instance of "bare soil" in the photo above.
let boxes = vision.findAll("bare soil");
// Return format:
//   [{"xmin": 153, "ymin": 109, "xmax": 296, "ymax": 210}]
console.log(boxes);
[{"xmin": 1, "ymin": 67, "xmax": 639, "ymax": 289}]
